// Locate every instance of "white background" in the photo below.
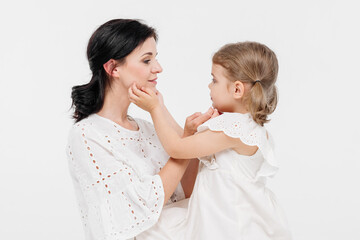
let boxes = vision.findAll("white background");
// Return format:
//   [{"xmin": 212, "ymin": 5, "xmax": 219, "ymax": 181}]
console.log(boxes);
[{"xmin": 1, "ymin": 0, "xmax": 359, "ymax": 239}]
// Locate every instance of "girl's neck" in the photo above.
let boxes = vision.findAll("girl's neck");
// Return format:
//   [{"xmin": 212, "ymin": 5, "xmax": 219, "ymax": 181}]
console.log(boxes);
[
  {"xmin": 96, "ymin": 84, "xmax": 138, "ymax": 131},
  {"xmin": 231, "ymin": 102, "xmax": 249, "ymax": 114}
]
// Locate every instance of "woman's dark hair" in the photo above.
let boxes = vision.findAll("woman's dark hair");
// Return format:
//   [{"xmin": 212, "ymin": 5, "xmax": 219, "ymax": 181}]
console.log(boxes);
[{"xmin": 71, "ymin": 19, "xmax": 158, "ymax": 122}]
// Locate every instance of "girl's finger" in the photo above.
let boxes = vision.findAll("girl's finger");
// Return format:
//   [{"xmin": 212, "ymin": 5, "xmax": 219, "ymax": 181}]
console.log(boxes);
[
  {"xmin": 141, "ymin": 86, "xmax": 156, "ymax": 97},
  {"xmin": 128, "ymin": 86, "xmax": 139, "ymax": 102},
  {"xmin": 187, "ymin": 112, "xmax": 201, "ymax": 121},
  {"xmin": 134, "ymin": 84, "xmax": 152, "ymax": 98},
  {"xmin": 210, "ymin": 109, "xmax": 220, "ymax": 119},
  {"xmin": 132, "ymin": 83, "xmax": 143, "ymax": 96},
  {"xmin": 129, "ymin": 84, "xmax": 138, "ymax": 97},
  {"xmin": 192, "ymin": 108, "xmax": 213, "ymax": 124}
]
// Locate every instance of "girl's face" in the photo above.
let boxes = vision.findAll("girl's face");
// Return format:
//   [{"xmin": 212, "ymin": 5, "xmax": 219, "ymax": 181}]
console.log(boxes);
[
  {"xmin": 208, "ymin": 64, "xmax": 236, "ymax": 113},
  {"xmin": 115, "ymin": 37, "xmax": 162, "ymax": 91}
]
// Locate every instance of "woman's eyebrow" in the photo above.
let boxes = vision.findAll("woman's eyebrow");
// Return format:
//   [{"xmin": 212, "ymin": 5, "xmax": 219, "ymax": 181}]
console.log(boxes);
[{"xmin": 141, "ymin": 52, "xmax": 158, "ymax": 57}]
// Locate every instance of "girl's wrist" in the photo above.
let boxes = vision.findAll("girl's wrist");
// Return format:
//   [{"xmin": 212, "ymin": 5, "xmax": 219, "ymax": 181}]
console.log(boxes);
[{"xmin": 149, "ymin": 105, "xmax": 162, "ymax": 115}]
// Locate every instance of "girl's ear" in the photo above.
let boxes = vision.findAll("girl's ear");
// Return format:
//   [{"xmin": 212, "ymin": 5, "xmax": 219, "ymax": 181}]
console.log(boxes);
[
  {"xmin": 103, "ymin": 59, "xmax": 118, "ymax": 77},
  {"xmin": 233, "ymin": 81, "xmax": 245, "ymax": 99}
]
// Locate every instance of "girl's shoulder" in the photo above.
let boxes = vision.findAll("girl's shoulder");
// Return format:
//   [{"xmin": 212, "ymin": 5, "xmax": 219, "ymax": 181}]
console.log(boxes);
[
  {"xmin": 197, "ymin": 112, "xmax": 265, "ymax": 141},
  {"xmin": 198, "ymin": 112, "xmax": 279, "ymax": 178}
]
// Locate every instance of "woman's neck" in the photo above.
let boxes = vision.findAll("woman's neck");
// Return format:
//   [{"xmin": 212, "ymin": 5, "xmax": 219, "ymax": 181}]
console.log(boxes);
[{"xmin": 96, "ymin": 84, "xmax": 138, "ymax": 131}]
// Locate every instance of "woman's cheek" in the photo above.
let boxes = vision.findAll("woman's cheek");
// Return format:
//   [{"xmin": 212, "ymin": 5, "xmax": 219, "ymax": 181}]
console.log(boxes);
[{"xmin": 133, "ymin": 80, "xmax": 147, "ymax": 88}]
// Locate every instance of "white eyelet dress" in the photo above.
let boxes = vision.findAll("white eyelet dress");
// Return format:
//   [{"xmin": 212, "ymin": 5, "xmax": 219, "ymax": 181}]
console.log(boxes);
[
  {"xmin": 66, "ymin": 114, "xmax": 185, "ymax": 240},
  {"xmin": 138, "ymin": 112, "xmax": 292, "ymax": 240}
]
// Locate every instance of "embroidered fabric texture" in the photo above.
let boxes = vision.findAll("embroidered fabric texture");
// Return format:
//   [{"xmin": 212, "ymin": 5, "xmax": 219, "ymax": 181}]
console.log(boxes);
[
  {"xmin": 66, "ymin": 114, "xmax": 185, "ymax": 239},
  {"xmin": 136, "ymin": 113, "xmax": 291, "ymax": 240},
  {"xmin": 197, "ymin": 112, "xmax": 279, "ymax": 180}
]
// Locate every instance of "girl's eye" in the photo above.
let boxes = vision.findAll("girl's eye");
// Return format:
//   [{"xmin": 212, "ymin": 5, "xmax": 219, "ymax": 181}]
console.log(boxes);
[{"xmin": 212, "ymin": 78, "xmax": 216, "ymax": 83}]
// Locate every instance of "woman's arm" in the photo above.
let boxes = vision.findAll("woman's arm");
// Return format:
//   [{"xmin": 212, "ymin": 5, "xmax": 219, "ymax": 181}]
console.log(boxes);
[
  {"xmin": 158, "ymin": 157, "xmax": 190, "ymax": 203},
  {"xmin": 181, "ymin": 158, "xmax": 199, "ymax": 198},
  {"xmin": 67, "ymin": 125, "xmax": 167, "ymax": 238}
]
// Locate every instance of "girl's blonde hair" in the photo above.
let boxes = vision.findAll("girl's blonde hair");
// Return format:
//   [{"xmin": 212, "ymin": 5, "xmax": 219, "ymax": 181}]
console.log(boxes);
[{"xmin": 212, "ymin": 41, "xmax": 279, "ymax": 126}]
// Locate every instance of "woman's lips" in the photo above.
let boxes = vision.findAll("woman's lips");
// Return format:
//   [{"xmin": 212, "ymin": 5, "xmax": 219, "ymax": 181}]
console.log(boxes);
[{"xmin": 148, "ymin": 78, "xmax": 157, "ymax": 85}]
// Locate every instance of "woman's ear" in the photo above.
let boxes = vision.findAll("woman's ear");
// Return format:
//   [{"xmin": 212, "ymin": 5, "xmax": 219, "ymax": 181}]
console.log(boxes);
[
  {"xmin": 233, "ymin": 81, "xmax": 245, "ymax": 99},
  {"xmin": 103, "ymin": 59, "xmax": 118, "ymax": 77}
]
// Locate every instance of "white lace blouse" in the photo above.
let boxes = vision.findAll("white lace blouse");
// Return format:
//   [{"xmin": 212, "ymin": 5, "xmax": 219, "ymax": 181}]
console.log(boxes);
[{"xmin": 66, "ymin": 114, "xmax": 185, "ymax": 240}]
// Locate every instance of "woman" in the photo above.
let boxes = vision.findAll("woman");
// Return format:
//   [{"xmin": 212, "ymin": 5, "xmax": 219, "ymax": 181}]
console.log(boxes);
[{"xmin": 67, "ymin": 19, "xmax": 216, "ymax": 239}]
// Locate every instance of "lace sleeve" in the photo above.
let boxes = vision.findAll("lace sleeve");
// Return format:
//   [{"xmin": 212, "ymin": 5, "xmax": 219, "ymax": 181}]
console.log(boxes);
[
  {"xmin": 197, "ymin": 113, "xmax": 279, "ymax": 179},
  {"xmin": 67, "ymin": 124, "xmax": 165, "ymax": 239}
]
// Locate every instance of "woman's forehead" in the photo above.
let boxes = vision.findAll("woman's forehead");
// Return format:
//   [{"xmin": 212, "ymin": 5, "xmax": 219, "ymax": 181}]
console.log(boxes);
[{"xmin": 132, "ymin": 37, "xmax": 157, "ymax": 57}]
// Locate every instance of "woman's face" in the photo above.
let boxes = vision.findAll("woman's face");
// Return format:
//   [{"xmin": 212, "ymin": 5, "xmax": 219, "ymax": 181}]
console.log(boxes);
[{"xmin": 116, "ymin": 37, "xmax": 162, "ymax": 91}]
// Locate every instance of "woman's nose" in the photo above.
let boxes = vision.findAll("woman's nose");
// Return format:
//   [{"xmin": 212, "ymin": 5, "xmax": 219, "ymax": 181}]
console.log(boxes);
[{"xmin": 153, "ymin": 61, "xmax": 163, "ymax": 73}]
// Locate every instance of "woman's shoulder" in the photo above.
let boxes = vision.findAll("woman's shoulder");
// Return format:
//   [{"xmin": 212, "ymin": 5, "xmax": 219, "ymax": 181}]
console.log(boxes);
[
  {"xmin": 67, "ymin": 114, "xmax": 106, "ymax": 141},
  {"xmin": 133, "ymin": 117, "xmax": 156, "ymax": 133},
  {"xmin": 69, "ymin": 114, "xmax": 96, "ymax": 130},
  {"xmin": 132, "ymin": 117, "xmax": 152, "ymax": 126}
]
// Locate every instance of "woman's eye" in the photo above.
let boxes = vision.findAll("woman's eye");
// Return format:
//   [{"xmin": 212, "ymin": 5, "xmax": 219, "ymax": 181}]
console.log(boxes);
[{"xmin": 143, "ymin": 59, "xmax": 151, "ymax": 64}]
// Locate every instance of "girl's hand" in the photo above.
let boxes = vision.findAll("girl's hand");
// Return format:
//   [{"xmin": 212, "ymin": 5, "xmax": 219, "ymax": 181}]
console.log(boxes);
[
  {"xmin": 156, "ymin": 90, "xmax": 165, "ymax": 107},
  {"xmin": 183, "ymin": 108, "xmax": 219, "ymax": 137},
  {"xmin": 128, "ymin": 83, "xmax": 160, "ymax": 113}
]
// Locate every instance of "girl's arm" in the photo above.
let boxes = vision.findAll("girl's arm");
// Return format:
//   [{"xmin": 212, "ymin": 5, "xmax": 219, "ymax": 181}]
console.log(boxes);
[
  {"xmin": 180, "ymin": 110, "xmax": 218, "ymax": 197},
  {"xmin": 157, "ymin": 91, "xmax": 184, "ymax": 137},
  {"xmin": 129, "ymin": 84, "xmax": 240, "ymax": 159},
  {"xmin": 157, "ymin": 93, "xmax": 215, "ymax": 137}
]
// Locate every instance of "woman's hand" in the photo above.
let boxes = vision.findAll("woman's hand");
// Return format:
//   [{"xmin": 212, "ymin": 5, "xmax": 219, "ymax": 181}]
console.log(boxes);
[
  {"xmin": 183, "ymin": 108, "xmax": 220, "ymax": 137},
  {"xmin": 128, "ymin": 83, "xmax": 161, "ymax": 113}
]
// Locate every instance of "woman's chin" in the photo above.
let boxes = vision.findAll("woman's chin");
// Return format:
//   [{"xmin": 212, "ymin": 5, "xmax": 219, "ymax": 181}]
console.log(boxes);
[{"xmin": 147, "ymin": 84, "xmax": 157, "ymax": 91}]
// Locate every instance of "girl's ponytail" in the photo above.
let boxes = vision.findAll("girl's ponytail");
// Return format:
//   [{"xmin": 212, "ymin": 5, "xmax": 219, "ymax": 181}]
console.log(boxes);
[{"xmin": 248, "ymin": 81, "xmax": 278, "ymax": 126}]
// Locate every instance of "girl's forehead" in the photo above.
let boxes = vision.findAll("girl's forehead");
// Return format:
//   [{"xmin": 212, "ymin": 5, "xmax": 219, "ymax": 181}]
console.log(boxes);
[{"xmin": 212, "ymin": 64, "xmax": 226, "ymax": 76}]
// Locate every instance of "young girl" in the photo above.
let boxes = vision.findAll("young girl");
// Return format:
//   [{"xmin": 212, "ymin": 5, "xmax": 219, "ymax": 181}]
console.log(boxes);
[{"xmin": 130, "ymin": 42, "xmax": 291, "ymax": 239}]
